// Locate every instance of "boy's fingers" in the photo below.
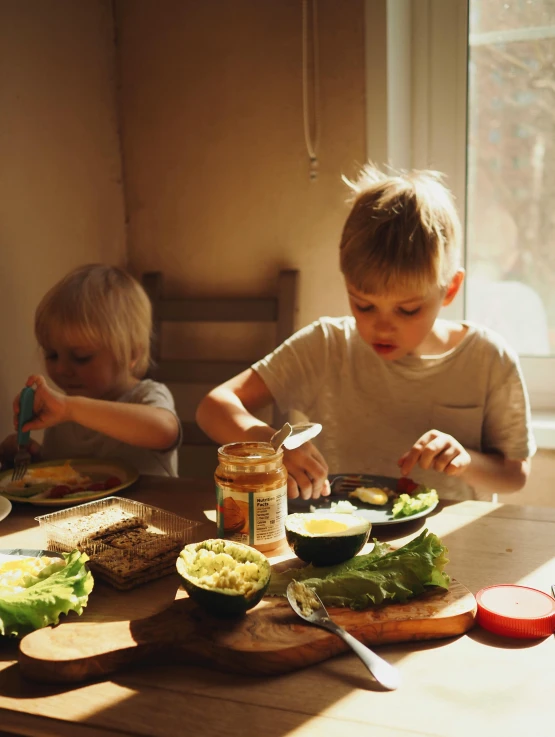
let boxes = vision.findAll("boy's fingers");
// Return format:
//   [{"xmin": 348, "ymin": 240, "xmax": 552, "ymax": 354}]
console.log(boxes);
[
  {"xmin": 399, "ymin": 447, "xmax": 421, "ymax": 475},
  {"xmin": 296, "ymin": 471, "xmax": 314, "ymax": 500},
  {"xmin": 287, "ymin": 475, "xmax": 300, "ymax": 499},
  {"xmin": 433, "ymin": 447, "xmax": 458, "ymax": 473}
]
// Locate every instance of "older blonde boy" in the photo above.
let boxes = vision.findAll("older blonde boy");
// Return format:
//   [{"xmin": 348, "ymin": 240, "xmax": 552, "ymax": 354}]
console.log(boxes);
[
  {"xmin": 1, "ymin": 264, "xmax": 182, "ymax": 476},
  {"xmin": 196, "ymin": 166, "xmax": 535, "ymax": 500}
]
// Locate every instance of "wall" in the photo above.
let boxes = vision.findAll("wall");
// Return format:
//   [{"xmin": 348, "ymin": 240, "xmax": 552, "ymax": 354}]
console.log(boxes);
[
  {"xmin": 0, "ymin": 0, "xmax": 126, "ymax": 439},
  {"xmin": 116, "ymin": 0, "xmax": 370, "ymax": 323}
]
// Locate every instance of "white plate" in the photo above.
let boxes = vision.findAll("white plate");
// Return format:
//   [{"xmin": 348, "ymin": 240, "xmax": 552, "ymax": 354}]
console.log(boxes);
[
  {"xmin": 0, "ymin": 458, "xmax": 139, "ymax": 506},
  {"xmin": 0, "ymin": 548, "xmax": 62, "ymax": 563},
  {"xmin": 0, "ymin": 495, "xmax": 12, "ymax": 522}
]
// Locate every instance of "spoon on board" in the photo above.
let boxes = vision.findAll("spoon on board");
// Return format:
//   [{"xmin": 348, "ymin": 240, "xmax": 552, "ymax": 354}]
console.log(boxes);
[
  {"xmin": 286, "ymin": 580, "xmax": 401, "ymax": 691},
  {"xmin": 270, "ymin": 422, "xmax": 322, "ymax": 452}
]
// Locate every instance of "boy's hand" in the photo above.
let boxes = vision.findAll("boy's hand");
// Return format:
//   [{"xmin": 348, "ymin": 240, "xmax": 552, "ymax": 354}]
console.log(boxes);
[
  {"xmin": 398, "ymin": 429, "xmax": 471, "ymax": 478},
  {"xmin": 14, "ymin": 375, "xmax": 70, "ymax": 432},
  {"xmin": 283, "ymin": 442, "xmax": 331, "ymax": 500},
  {"xmin": 0, "ymin": 433, "xmax": 42, "ymax": 468}
]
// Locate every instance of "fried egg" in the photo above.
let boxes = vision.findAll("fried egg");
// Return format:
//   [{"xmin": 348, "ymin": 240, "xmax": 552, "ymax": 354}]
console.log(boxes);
[
  {"xmin": 348, "ymin": 487, "xmax": 389, "ymax": 506},
  {"xmin": 0, "ymin": 555, "xmax": 63, "ymax": 594},
  {"xmin": 2, "ymin": 462, "xmax": 91, "ymax": 490}
]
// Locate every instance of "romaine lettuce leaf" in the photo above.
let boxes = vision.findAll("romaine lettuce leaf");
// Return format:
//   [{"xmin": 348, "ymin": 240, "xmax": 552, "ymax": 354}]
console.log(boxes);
[
  {"xmin": 0, "ymin": 550, "xmax": 94, "ymax": 637},
  {"xmin": 268, "ymin": 530, "xmax": 449, "ymax": 610}
]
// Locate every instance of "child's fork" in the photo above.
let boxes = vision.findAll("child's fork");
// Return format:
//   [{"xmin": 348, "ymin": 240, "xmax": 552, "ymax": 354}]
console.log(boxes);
[{"xmin": 11, "ymin": 387, "xmax": 35, "ymax": 482}]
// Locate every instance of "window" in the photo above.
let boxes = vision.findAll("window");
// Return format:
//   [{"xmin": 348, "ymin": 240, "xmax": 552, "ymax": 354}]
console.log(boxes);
[
  {"xmin": 466, "ymin": 0, "xmax": 555, "ymax": 358},
  {"xmin": 372, "ymin": 0, "xmax": 555, "ymax": 413}
]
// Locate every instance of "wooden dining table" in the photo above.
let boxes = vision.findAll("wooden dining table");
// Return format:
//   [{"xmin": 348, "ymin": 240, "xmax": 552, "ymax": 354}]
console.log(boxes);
[{"xmin": 1, "ymin": 475, "xmax": 554, "ymax": 737}]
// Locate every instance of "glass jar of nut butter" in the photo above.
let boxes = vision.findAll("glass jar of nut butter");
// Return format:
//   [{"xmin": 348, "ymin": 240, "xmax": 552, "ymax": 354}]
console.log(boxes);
[{"xmin": 215, "ymin": 442, "xmax": 288, "ymax": 553}]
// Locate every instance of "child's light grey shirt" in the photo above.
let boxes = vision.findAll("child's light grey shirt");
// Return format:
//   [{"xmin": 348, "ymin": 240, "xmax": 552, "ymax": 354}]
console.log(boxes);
[
  {"xmin": 42, "ymin": 379, "xmax": 182, "ymax": 477},
  {"xmin": 252, "ymin": 317, "xmax": 536, "ymax": 500}
]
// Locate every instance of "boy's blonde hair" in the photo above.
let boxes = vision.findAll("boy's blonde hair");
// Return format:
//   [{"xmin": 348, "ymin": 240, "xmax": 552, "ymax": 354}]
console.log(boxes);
[
  {"xmin": 339, "ymin": 164, "xmax": 462, "ymax": 294},
  {"xmin": 35, "ymin": 264, "xmax": 152, "ymax": 378}
]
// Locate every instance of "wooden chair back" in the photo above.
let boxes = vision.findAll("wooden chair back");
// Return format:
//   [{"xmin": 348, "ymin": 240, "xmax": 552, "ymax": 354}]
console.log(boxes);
[{"xmin": 141, "ymin": 270, "xmax": 299, "ymax": 447}]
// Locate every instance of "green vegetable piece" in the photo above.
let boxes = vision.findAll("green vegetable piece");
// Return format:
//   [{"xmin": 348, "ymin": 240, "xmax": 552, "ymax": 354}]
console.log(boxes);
[
  {"xmin": 0, "ymin": 550, "xmax": 94, "ymax": 638},
  {"xmin": 268, "ymin": 529, "xmax": 449, "ymax": 610},
  {"xmin": 392, "ymin": 489, "xmax": 439, "ymax": 518}
]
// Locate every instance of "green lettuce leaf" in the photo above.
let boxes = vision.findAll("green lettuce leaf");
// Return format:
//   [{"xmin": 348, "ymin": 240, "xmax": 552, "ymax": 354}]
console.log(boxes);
[
  {"xmin": 392, "ymin": 489, "xmax": 438, "ymax": 518},
  {"xmin": 268, "ymin": 530, "xmax": 449, "ymax": 610},
  {"xmin": 0, "ymin": 550, "xmax": 94, "ymax": 637}
]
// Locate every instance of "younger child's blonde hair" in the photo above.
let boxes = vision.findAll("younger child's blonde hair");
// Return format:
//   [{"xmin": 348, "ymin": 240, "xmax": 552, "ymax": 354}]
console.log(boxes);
[
  {"xmin": 339, "ymin": 164, "xmax": 462, "ymax": 294},
  {"xmin": 35, "ymin": 264, "xmax": 152, "ymax": 378}
]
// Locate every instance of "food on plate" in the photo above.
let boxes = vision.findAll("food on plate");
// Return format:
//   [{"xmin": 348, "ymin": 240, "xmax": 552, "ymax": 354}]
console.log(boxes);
[
  {"xmin": 176, "ymin": 539, "xmax": 271, "ymax": 616},
  {"xmin": 392, "ymin": 489, "xmax": 439, "ymax": 519},
  {"xmin": 396, "ymin": 477, "xmax": 420, "ymax": 494},
  {"xmin": 348, "ymin": 487, "xmax": 389, "ymax": 506},
  {"xmin": 0, "ymin": 461, "xmax": 123, "ymax": 500},
  {"xmin": 0, "ymin": 550, "xmax": 93, "ymax": 637},
  {"xmin": 284, "ymin": 512, "xmax": 371, "ymax": 566},
  {"xmin": 269, "ymin": 529, "xmax": 450, "ymax": 610},
  {"xmin": 309, "ymin": 499, "xmax": 358, "ymax": 514},
  {"xmin": 0, "ymin": 555, "xmax": 62, "ymax": 594}
]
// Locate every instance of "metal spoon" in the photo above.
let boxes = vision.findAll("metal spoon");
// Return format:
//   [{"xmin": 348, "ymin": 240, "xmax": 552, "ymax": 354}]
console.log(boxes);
[
  {"xmin": 286, "ymin": 580, "xmax": 401, "ymax": 691},
  {"xmin": 270, "ymin": 422, "xmax": 322, "ymax": 452}
]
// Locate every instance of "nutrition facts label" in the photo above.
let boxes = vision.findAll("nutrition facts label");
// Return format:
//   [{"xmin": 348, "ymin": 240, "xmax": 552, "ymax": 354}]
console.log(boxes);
[{"xmin": 216, "ymin": 483, "xmax": 288, "ymax": 547}]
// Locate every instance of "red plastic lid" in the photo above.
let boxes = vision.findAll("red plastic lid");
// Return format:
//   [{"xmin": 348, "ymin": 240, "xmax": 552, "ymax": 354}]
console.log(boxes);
[{"xmin": 476, "ymin": 585, "xmax": 555, "ymax": 639}]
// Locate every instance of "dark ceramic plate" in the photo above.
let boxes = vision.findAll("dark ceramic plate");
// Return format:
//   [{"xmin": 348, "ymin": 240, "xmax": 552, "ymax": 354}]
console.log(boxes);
[{"xmin": 287, "ymin": 473, "xmax": 439, "ymax": 526}]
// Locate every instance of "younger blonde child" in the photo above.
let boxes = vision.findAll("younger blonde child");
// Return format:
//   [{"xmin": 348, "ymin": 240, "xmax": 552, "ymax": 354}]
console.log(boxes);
[
  {"xmin": 0, "ymin": 264, "xmax": 181, "ymax": 476},
  {"xmin": 196, "ymin": 165, "xmax": 535, "ymax": 501}
]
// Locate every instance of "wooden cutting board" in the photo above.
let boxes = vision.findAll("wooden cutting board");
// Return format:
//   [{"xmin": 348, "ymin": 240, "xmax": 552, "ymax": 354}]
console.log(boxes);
[{"xmin": 18, "ymin": 579, "xmax": 476, "ymax": 684}]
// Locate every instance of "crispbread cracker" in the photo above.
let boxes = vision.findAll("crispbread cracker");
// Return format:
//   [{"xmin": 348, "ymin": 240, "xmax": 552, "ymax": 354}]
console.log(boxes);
[
  {"xmin": 100, "ymin": 527, "xmax": 178, "ymax": 555},
  {"xmin": 55, "ymin": 508, "xmax": 147, "ymax": 542},
  {"xmin": 41, "ymin": 498, "xmax": 198, "ymax": 589},
  {"xmin": 92, "ymin": 561, "xmax": 177, "ymax": 590},
  {"xmin": 91, "ymin": 545, "xmax": 180, "ymax": 576}
]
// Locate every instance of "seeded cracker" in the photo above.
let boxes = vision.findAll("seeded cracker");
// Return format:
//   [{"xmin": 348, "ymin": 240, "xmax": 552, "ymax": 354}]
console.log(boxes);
[
  {"xmin": 54, "ymin": 508, "xmax": 147, "ymax": 543},
  {"xmin": 100, "ymin": 527, "xmax": 178, "ymax": 556}
]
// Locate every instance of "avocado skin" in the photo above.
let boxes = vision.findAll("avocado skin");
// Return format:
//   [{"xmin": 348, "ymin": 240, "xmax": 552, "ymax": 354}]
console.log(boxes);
[
  {"xmin": 176, "ymin": 540, "xmax": 271, "ymax": 618},
  {"xmin": 285, "ymin": 528, "xmax": 370, "ymax": 566}
]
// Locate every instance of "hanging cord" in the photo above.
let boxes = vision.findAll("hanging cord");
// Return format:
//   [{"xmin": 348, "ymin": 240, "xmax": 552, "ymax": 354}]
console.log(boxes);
[{"xmin": 302, "ymin": 0, "xmax": 320, "ymax": 181}]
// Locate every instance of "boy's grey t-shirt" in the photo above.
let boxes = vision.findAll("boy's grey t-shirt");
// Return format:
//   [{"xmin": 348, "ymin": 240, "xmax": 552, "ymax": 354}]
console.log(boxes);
[
  {"xmin": 42, "ymin": 379, "xmax": 181, "ymax": 477},
  {"xmin": 252, "ymin": 316, "xmax": 536, "ymax": 500}
]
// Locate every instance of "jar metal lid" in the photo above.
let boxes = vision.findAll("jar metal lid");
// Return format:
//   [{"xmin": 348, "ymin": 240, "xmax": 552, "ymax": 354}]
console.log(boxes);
[{"xmin": 475, "ymin": 584, "xmax": 555, "ymax": 639}]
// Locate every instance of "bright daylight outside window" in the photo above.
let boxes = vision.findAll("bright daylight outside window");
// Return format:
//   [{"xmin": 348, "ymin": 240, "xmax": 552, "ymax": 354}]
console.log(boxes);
[{"xmin": 466, "ymin": 0, "xmax": 555, "ymax": 357}]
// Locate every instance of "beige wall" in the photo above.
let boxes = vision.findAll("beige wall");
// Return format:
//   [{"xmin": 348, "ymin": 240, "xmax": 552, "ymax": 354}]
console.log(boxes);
[
  {"xmin": 0, "ymin": 0, "xmax": 126, "ymax": 439},
  {"xmin": 116, "ymin": 0, "xmax": 369, "ymax": 327}
]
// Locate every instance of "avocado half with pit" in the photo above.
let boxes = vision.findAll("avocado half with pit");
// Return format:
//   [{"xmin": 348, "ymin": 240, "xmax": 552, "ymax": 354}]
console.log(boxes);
[
  {"xmin": 285, "ymin": 513, "xmax": 371, "ymax": 566},
  {"xmin": 176, "ymin": 538, "xmax": 271, "ymax": 617}
]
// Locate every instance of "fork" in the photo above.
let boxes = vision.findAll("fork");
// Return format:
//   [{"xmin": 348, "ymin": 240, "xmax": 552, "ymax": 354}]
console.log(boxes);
[
  {"xmin": 286, "ymin": 580, "xmax": 401, "ymax": 690},
  {"xmin": 11, "ymin": 387, "xmax": 35, "ymax": 482},
  {"xmin": 330, "ymin": 475, "xmax": 379, "ymax": 494}
]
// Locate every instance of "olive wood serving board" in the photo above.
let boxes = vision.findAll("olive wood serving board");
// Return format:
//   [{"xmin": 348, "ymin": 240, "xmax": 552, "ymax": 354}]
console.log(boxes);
[{"xmin": 18, "ymin": 579, "xmax": 476, "ymax": 684}]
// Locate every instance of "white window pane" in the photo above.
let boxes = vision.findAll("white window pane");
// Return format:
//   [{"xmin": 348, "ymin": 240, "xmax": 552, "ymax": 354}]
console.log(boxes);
[{"xmin": 466, "ymin": 0, "xmax": 555, "ymax": 356}]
